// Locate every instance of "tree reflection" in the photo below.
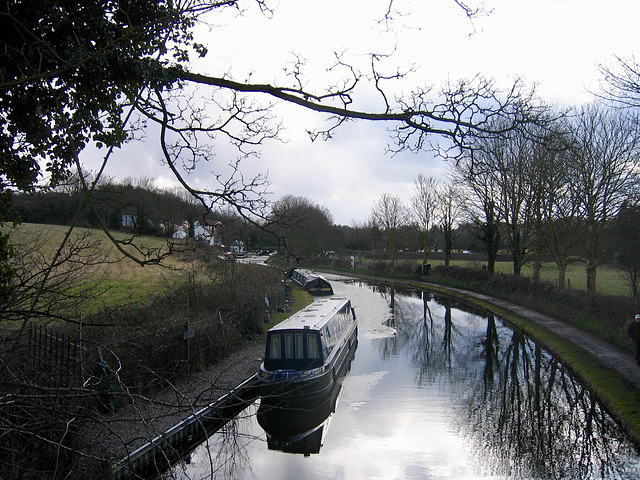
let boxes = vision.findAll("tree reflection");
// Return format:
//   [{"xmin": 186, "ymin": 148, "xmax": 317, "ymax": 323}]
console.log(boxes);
[
  {"xmin": 169, "ymin": 283, "xmax": 639, "ymax": 480},
  {"xmin": 385, "ymin": 289, "xmax": 639, "ymax": 479},
  {"xmin": 168, "ymin": 407, "xmax": 258, "ymax": 480}
]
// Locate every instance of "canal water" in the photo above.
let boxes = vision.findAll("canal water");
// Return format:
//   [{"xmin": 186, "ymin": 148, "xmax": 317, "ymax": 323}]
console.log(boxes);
[{"xmin": 167, "ymin": 274, "xmax": 640, "ymax": 479}]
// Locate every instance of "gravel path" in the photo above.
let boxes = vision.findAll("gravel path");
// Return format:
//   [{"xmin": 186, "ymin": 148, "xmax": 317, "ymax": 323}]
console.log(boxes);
[{"xmin": 82, "ymin": 341, "xmax": 265, "ymax": 463}]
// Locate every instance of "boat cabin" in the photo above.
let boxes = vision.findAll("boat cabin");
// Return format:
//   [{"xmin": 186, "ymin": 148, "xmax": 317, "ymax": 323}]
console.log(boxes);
[{"xmin": 262, "ymin": 297, "xmax": 355, "ymax": 373}]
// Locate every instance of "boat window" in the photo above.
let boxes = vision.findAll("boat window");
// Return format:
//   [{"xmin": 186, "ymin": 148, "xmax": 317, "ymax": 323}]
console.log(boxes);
[
  {"xmin": 268, "ymin": 334, "xmax": 281, "ymax": 360},
  {"xmin": 295, "ymin": 334, "xmax": 304, "ymax": 359},
  {"xmin": 284, "ymin": 334, "xmax": 294, "ymax": 359},
  {"xmin": 307, "ymin": 334, "xmax": 320, "ymax": 359}
]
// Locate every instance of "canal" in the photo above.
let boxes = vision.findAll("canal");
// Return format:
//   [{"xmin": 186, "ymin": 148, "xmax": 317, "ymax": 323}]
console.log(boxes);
[{"xmin": 166, "ymin": 273, "xmax": 640, "ymax": 479}]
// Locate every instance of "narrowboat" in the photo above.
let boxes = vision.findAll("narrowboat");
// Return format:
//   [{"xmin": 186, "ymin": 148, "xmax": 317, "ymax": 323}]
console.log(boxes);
[
  {"xmin": 291, "ymin": 268, "xmax": 334, "ymax": 295},
  {"xmin": 257, "ymin": 296, "xmax": 357, "ymax": 399},
  {"xmin": 257, "ymin": 330, "xmax": 356, "ymax": 455}
]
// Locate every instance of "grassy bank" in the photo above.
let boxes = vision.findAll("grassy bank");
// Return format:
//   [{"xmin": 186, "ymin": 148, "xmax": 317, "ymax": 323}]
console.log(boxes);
[
  {"xmin": 345, "ymin": 253, "xmax": 630, "ymax": 297},
  {"xmin": 6, "ymin": 223, "xmax": 186, "ymax": 311},
  {"xmin": 267, "ymin": 286, "xmax": 314, "ymax": 328}
]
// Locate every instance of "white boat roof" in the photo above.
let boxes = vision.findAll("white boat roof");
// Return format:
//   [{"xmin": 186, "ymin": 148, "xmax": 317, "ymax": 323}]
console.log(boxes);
[{"xmin": 268, "ymin": 297, "xmax": 350, "ymax": 332}]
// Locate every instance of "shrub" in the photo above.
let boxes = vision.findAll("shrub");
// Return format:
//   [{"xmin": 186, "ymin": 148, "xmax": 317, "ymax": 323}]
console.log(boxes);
[{"xmin": 83, "ymin": 262, "xmax": 284, "ymax": 396}]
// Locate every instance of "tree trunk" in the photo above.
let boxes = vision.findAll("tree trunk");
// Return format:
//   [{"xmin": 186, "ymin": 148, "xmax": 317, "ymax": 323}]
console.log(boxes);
[
  {"xmin": 586, "ymin": 261, "xmax": 596, "ymax": 292},
  {"xmin": 422, "ymin": 236, "xmax": 429, "ymax": 264},
  {"xmin": 513, "ymin": 259, "xmax": 521, "ymax": 276},
  {"xmin": 444, "ymin": 229, "xmax": 452, "ymax": 266},
  {"xmin": 557, "ymin": 264, "xmax": 566, "ymax": 289},
  {"xmin": 532, "ymin": 237, "xmax": 541, "ymax": 280}
]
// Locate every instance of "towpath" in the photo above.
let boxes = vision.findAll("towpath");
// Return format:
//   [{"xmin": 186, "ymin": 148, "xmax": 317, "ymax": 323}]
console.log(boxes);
[{"xmin": 423, "ymin": 281, "xmax": 640, "ymax": 390}]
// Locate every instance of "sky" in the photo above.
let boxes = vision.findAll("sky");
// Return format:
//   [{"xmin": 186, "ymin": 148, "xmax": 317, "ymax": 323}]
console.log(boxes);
[{"xmin": 79, "ymin": 0, "xmax": 640, "ymax": 225}]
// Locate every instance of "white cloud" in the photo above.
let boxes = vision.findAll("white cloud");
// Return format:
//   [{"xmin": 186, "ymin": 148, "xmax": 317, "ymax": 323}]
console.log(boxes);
[{"xmin": 79, "ymin": 0, "xmax": 639, "ymax": 225}]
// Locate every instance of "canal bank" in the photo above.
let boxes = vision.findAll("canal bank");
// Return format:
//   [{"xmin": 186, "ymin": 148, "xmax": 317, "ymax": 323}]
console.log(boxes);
[
  {"xmin": 81, "ymin": 340, "xmax": 266, "ymax": 473},
  {"xmin": 428, "ymin": 282, "xmax": 640, "ymax": 444},
  {"xmin": 94, "ymin": 271, "xmax": 640, "ymax": 476}
]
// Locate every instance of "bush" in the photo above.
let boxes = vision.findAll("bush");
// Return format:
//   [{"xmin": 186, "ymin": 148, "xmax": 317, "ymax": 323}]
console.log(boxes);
[{"xmin": 84, "ymin": 262, "xmax": 284, "ymax": 397}]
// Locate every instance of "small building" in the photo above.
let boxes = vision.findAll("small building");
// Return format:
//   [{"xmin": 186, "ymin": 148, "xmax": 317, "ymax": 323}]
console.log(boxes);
[
  {"xmin": 172, "ymin": 220, "xmax": 224, "ymax": 246},
  {"xmin": 230, "ymin": 239, "xmax": 246, "ymax": 253}
]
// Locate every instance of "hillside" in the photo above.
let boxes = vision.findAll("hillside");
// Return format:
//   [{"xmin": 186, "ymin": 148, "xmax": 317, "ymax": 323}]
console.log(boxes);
[{"xmin": 7, "ymin": 223, "xmax": 202, "ymax": 312}]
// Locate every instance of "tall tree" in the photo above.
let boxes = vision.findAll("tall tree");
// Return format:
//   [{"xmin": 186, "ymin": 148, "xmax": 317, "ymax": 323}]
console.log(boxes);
[
  {"xmin": 535, "ymin": 124, "xmax": 580, "ymax": 288},
  {"xmin": 452, "ymin": 164, "xmax": 501, "ymax": 273},
  {"xmin": 269, "ymin": 195, "xmax": 335, "ymax": 259},
  {"xmin": 492, "ymin": 128, "xmax": 537, "ymax": 275},
  {"xmin": 565, "ymin": 103, "xmax": 640, "ymax": 292},
  {"xmin": 411, "ymin": 174, "xmax": 439, "ymax": 264},
  {"xmin": 613, "ymin": 202, "xmax": 640, "ymax": 301},
  {"xmin": 435, "ymin": 183, "xmax": 464, "ymax": 266},
  {"xmin": 370, "ymin": 193, "xmax": 409, "ymax": 267}
]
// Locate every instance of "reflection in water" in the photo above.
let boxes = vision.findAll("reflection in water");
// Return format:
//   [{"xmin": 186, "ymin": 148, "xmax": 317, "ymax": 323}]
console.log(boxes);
[
  {"xmin": 169, "ymin": 279, "xmax": 640, "ymax": 479},
  {"xmin": 172, "ymin": 410, "xmax": 256, "ymax": 480},
  {"xmin": 382, "ymin": 287, "xmax": 639, "ymax": 479}
]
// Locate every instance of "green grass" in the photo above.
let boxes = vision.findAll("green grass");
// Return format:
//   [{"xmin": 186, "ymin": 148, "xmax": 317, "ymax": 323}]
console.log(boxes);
[
  {"xmin": 391, "ymin": 256, "xmax": 630, "ymax": 297},
  {"xmin": 7, "ymin": 223, "xmax": 191, "ymax": 311},
  {"xmin": 266, "ymin": 286, "xmax": 314, "ymax": 330}
]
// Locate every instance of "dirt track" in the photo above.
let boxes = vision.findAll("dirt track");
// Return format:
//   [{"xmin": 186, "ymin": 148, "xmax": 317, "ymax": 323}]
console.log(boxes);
[{"xmin": 429, "ymin": 283, "xmax": 640, "ymax": 389}]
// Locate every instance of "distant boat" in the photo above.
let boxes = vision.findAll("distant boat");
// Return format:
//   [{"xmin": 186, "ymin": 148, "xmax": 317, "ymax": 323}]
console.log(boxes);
[
  {"xmin": 290, "ymin": 268, "xmax": 334, "ymax": 295},
  {"xmin": 257, "ymin": 296, "xmax": 357, "ymax": 401}
]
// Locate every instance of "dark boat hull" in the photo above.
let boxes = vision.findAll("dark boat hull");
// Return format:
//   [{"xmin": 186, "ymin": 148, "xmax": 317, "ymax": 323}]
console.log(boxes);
[{"xmin": 291, "ymin": 269, "xmax": 334, "ymax": 295}]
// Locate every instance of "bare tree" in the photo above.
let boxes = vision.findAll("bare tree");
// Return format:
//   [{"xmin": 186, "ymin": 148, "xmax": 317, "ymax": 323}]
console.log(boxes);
[
  {"xmin": 370, "ymin": 193, "xmax": 410, "ymax": 267},
  {"xmin": 613, "ymin": 202, "xmax": 640, "ymax": 301},
  {"xmin": 435, "ymin": 182, "xmax": 465, "ymax": 266},
  {"xmin": 535, "ymin": 123, "xmax": 581, "ymax": 288},
  {"xmin": 411, "ymin": 175, "xmax": 440, "ymax": 264},
  {"xmin": 453, "ymin": 122, "xmax": 537, "ymax": 275},
  {"xmin": 565, "ymin": 103, "xmax": 640, "ymax": 292},
  {"xmin": 452, "ymin": 162, "xmax": 502, "ymax": 273},
  {"xmin": 599, "ymin": 53, "xmax": 640, "ymax": 108}
]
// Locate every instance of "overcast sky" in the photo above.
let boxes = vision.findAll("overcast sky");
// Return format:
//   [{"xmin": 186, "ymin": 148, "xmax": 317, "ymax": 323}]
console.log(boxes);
[{"xmin": 80, "ymin": 0, "xmax": 639, "ymax": 225}]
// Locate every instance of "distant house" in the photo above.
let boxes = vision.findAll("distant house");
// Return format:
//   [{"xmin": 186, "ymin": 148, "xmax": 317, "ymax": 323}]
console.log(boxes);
[
  {"xmin": 230, "ymin": 239, "xmax": 245, "ymax": 253},
  {"xmin": 172, "ymin": 220, "xmax": 223, "ymax": 246},
  {"xmin": 172, "ymin": 225, "xmax": 188, "ymax": 239},
  {"xmin": 121, "ymin": 214, "xmax": 136, "ymax": 227}
]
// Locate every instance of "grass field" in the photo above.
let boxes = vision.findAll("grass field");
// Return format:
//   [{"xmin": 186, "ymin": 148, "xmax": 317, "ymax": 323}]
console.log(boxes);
[
  {"xmin": 396, "ymin": 256, "xmax": 630, "ymax": 297},
  {"xmin": 458, "ymin": 259, "xmax": 626, "ymax": 297},
  {"xmin": 8, "ymin": 223, "xmax": 192, "ymax": 311},
  {"xmin": 7, "ymin": 224, "xmax": 633, "ymax": 317}
]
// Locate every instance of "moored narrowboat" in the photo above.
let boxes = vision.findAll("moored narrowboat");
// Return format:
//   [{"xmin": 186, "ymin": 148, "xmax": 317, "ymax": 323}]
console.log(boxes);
[
  {"xmin": 257, "ymin": 296, "xmax": 357, "ymax": 399},
  {"xmin": 291, "ymin": 269, "xmax": 334, "ymax": 295}
]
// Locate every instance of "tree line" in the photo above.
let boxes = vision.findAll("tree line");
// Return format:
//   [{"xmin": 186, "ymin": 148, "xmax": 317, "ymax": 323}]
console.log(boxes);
[
  {"xmin": 16, "ymin": 152, "xmax": 640, "ymax": 301},
  {"xmin": 369, "ymin": 103, "xmax": 640, "ymax": 298}
]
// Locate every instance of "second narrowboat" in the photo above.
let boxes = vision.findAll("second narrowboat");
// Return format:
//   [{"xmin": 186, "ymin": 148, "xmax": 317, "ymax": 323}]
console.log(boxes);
[{"xmin": 291, "ymin": 269, "xmax": 334, "ymax": 295}]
